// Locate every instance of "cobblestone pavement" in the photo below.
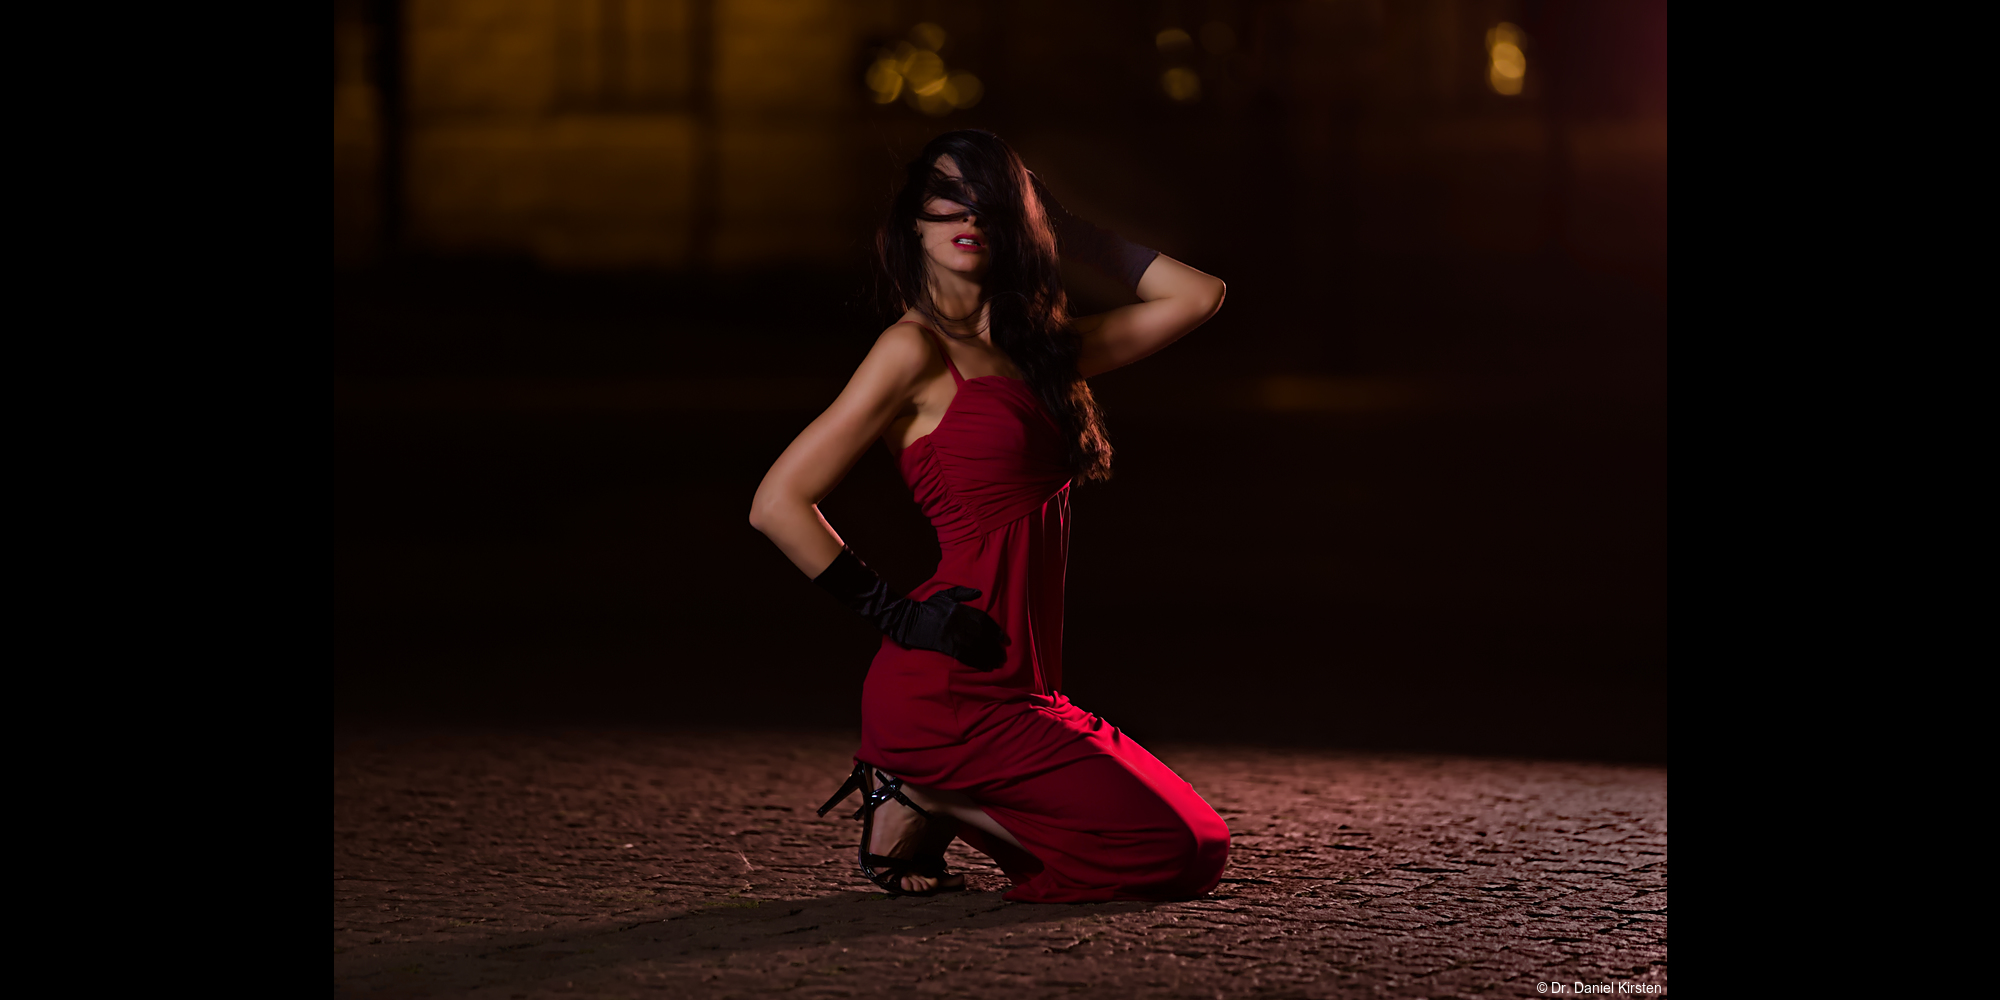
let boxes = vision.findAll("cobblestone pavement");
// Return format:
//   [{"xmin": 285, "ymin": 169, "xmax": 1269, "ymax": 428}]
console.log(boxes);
[{"xmin": 333, "ymin": 730, "xmax": 1666, "ymax": 998}]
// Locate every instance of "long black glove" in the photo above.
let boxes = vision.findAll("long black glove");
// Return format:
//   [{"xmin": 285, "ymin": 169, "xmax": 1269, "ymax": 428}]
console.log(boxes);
[
  {"xmin": 1032, "ymin": 173, "xmax": 1161, "ymax": 292},
  {"xmin": 813, "ymin": 547, "xmax": 1009, "ymax": 670}
]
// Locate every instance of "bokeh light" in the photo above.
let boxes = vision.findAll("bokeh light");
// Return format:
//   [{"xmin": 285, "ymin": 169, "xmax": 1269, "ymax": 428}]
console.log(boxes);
[
  {"xmin": 1198, "ymin": 22, "xmax": 1236, "ymax": 54},
  {"xmin": 944, "ymin": 72, "xmax": 983, "ymax": 109},
  {"xmin": 902, "ymin": 47, "xmax": 947, "ymax": 114},
  {"xmin": 1161, "ymin": 67, "xmax": 1202, "ymax": 102},
  {"xmin": 865, "ymin": 56, "xmax": 902, "ymax": 103},
  {"xmin": 903, "ymin": 49, "xmax": 945, "ymax": 92},
  {"xmin": 1156, "ymin": 28, "xmax": 1193, "ymax": 53},
  {"xmin": 865, "ymin": 30, "xmax": 978, "ymax": 114},
  {"xmin": 1487, "ymin": 23, "xmax": 1526, "ymax": 96}
]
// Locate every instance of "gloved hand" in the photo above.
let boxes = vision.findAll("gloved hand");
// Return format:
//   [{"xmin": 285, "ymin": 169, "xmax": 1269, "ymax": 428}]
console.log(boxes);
[
  {"xmin": 1031, "ymin": 172, "xmax": 1161, "ymax": 292},
  {"xmin": 813, "ymin": 547, "xmax": 1009, "ymax": 670}
]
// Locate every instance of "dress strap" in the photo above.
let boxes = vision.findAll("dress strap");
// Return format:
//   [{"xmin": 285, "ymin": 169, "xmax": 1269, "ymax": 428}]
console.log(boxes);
[{"xmin": 920, "ymin": 325, "xmax": 965, "ymax": 386}]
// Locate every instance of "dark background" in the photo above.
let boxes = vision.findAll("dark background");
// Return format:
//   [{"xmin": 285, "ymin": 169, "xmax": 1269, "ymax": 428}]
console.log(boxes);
[{"xmin": 334, "ymin": 0, "xmax": 1666, "ymax": 762}]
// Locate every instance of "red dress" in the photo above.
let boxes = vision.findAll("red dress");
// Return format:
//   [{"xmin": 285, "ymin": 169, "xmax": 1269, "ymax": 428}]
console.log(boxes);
[{"xmin": 855, "ymin": 333, "xmax": 1230, "ymax": 903}]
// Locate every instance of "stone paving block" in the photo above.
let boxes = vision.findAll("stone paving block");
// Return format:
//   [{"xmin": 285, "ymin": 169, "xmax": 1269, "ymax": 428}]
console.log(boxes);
[{"xmin": 334, "ymin": 729, "xmax": 1667, "ymax": 997}]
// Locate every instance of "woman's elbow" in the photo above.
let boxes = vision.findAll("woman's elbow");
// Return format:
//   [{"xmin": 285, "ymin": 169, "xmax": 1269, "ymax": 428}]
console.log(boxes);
[
  {"xmin": 748, "ymin": 489, "xmax": 780, "ymax": 535},
  {"xmin": 1178, "ymin": 278, "xmax": 1224, "ymax": 333}
]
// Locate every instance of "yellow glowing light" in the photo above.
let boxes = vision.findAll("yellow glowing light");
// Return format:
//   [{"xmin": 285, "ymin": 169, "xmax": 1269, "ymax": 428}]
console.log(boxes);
[
  {"xmin": 1486, "ymin": 22, "xmax": 1526, "ymax": 96},
  {"xmin": 873, "ymin": 26, "xmax": 978, "ymax": 115},
  {"xmin": 911, "ymin": 88, "xmax": 954, "ymax": 116},
  {"xmin": 1199, "ymin": 21, "xmax": 1236, "ymax": 54},
  {"xmin": 865, "ymin": 56, "xmax": 903, "ymax": 103},
  {"xmin": 1161, "ymin": 66, "xmax": 1201, "ymax": 102},
  {"xmin": 901, "ymin": 49, "xmax": 945, "ymax": 89},
  {"xmin": 944, "ymin": 71, "xmax": 983, "ymax": 109},
  {"xmin": 1156, "ymin": 28, "xmax": 1192, "ymax": 52},
  {"xmin": 1488, "ymin": 43, "xmax": 1524, "ymax": 94}
]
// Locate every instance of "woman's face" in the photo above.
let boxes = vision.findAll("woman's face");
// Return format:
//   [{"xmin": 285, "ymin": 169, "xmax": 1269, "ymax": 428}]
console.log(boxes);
[{"xmin": 914, "ymin": 156, "xmax": 990, "ymax": 280}]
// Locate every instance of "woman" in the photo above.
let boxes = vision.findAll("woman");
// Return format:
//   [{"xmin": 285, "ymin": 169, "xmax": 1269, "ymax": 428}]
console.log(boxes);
[{"xmin": 749, "ymin": 130, "xmax": 1228, "ymax": 903}]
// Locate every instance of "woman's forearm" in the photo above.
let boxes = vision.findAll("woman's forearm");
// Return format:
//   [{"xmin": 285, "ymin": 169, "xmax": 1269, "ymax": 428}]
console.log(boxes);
[
  {"xmin": 1034, "ymin": 174, "xmax": 1159, "ymax": 291},
  {"xmin": 749, "ymin": 488, "xmax": 846, "ymax": 578},
  {"xmin": 1075, "ymin": 255, "xmax": 1224, "ymax": 376},
  {"xmin": 1135, "ymin": 254, "xmax": 1226, "ymax": 313}
]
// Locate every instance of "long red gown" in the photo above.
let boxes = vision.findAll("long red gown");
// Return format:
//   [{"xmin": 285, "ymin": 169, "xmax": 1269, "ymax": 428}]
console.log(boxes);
[{"xmin": 854, "ymin": 333, "xmax": 1230, "ymax": 903}]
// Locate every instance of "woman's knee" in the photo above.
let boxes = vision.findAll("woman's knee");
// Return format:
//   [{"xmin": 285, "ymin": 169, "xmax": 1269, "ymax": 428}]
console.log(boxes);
[
  {"xmin": 1157, "ymin": 810, "xmax": 1229, "ymax": 894},
  {"xmin": 1196, "ymin": 829, "xmax": 1230, "ymax": 881}
]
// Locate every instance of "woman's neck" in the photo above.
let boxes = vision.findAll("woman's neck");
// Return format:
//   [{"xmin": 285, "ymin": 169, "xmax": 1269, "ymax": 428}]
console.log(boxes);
[{"xmin": 927, "ymin": 268, "xmax": 988, "ymax": 338}]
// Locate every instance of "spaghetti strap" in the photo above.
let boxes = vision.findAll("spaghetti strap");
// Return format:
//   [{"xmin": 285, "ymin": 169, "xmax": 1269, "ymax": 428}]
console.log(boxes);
[{"xmin": 920, "ymin": 326, "xmax": 965, "ymax": 386}]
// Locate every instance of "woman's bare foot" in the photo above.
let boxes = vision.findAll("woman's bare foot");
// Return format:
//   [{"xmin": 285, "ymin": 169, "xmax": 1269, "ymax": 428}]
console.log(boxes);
[{"xmin": 866, "ymin": 784, "xmax": 966, "ymax": 894}]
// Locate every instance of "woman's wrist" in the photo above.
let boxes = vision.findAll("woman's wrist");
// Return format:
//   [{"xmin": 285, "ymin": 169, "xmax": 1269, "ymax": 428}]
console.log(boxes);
[
  {"xmin": 812, "ymin": 546, "xmax": 1007, "ymax": 670},
  {"xmin": 813, "ymin": 547, "xmax": 903, "ymax": 622}
]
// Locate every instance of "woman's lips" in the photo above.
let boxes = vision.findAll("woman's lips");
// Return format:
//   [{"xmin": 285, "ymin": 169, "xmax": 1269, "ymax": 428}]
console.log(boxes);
[{"xmin": 952, "ymin": 233, "xmax": 985, "ymax": 252}]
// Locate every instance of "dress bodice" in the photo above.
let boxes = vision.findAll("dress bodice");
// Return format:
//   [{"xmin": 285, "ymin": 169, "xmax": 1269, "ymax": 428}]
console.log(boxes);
[
  {"xmin": 862, "ymin": 336, "xmax": 1075, "ymax": 710},
  {"xmin": 896, "ymin": 374, "xmax": 1071, "ymax": 549}
]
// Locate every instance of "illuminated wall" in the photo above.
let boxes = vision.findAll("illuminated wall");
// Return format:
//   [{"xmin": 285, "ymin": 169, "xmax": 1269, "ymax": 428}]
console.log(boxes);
[
  {"xmin": 334, "ymin": 0, "xmax": 1666, "ymax": 275},
  {"xmin": 336, "ymin": 0, "xmax": 872, "ymax": 269}
]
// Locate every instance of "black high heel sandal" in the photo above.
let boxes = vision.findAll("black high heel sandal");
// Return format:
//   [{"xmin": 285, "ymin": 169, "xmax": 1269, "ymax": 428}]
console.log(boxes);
[{"xmin": 817, "ymin": 762, "xmax": 963, "ymax": 896}]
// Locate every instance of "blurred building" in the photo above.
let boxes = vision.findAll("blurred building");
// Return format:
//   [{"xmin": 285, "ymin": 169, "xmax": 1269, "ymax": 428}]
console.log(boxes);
[
  {"xmin": 334, "ymin": 0, "xmax": 1668, "ymax": 759},
  {"xmin": 334, "ymin": 0, "xmax": 1665, "ymax": 281}
]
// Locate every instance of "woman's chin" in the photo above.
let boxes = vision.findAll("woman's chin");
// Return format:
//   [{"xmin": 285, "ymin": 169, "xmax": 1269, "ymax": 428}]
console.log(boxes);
[{"xmin": 932, "ymin": 258, "xmax": 989, "ymax": 279}]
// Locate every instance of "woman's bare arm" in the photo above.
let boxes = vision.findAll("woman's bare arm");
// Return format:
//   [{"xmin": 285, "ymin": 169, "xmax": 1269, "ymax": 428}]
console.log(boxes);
[
  {"xmin": 1074, "ymin": 255, "xmax": 1225, "ymax": 378},
  {"xmin": 749, "ymin": 323, "xmax": 939, "ymax": 576}
]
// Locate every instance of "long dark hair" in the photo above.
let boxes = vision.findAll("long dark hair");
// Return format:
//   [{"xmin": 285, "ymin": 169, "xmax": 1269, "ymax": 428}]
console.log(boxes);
[{"xmin": 874, "ymin": 130, "xmax": 1112, "ymax": 483}]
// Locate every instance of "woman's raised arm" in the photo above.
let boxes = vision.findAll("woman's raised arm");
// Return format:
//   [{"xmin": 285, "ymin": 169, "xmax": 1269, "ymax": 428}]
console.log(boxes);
[
  {"xmin": 749, "ymin": 323, "xmax": 937, "ymax": 576},
  {"xmin": 1074, "ymin": 255, "xmax": 1225, "ymax": 377}
]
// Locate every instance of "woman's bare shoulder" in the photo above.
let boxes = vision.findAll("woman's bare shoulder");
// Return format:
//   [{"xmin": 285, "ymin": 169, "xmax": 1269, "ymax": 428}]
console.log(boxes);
[
  {"xmin": 877, "ymin": 318, "xmax": 934, "ymax": 347},
  {"xmin": 859, "ymin": 319, "xmax": 942, "ymax": 383}
]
